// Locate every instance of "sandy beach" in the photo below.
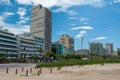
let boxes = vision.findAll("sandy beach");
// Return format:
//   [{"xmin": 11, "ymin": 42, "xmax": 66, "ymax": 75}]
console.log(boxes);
[{"xmin": 0, "ymin": 63, "xmax": 120, "ymax": 80}]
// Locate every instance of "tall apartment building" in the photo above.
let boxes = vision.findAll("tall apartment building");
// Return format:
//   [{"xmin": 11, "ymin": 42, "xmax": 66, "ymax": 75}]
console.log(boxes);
[
  {"xmin": 89, "ymin": 42, "xmax": 104, "ymax": 55},
  {"xmin": 58, "ymin": 34, "xmax": 74, "ymax": 54},
  {"xmin": 105, "ymin": 43, "xmax": 113, "ymax": 54},
  {"xmin": 30, "ymin": 4, "xmax": 52, "ymax": 52},
  {"xmin": 0, "ymin": 28, "xmax": 18, "ymax": 58}
]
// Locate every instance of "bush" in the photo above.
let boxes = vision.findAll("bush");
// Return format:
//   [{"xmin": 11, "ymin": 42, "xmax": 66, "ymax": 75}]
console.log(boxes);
[{"xmin": 36, "ymin": 59, "xmax": 120, "ymax": 68}]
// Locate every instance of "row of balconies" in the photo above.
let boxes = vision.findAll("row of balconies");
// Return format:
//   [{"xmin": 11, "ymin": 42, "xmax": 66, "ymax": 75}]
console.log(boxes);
[
  {"xmin": 0, "ymin": 37, "xmax": 17, "ymax": 42},
  {"xmin": 0, "ymin": 42, "xmax": 17, "ymax": 46},
  {"xmin": 0, "ymin": 32, "xmax": 16, "ymax": 39},
  {"xmin": 0, "ymin": 47, "xmax": 17, "ymax": 50}
]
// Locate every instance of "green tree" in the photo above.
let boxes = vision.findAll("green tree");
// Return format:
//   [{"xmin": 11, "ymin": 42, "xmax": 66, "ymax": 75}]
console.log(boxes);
[
  {"xmin": 45, "ymin": 51, "xmax": 56, "ymax": 61},
  {"xmin": 19, "ymin": 53, "xmax": 27, "ymax": 63},
  {"xmin": 39, "ymin": 47, "xmax": 43, "ymax": 57},
  {"xmin": 0, "ymin": 53, "xmax": 4, "ymax": 59},
  {"xmin": 117, "ymin": 49, "xmax": 120, "ymax": 56},
  {"xmin": 31, "ymin": 54, "xmax": 39, "ymax": 63}
]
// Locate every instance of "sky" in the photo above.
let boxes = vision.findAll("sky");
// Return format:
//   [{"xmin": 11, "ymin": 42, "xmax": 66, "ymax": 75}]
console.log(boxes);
[{"xmin": 0, "ymin": 0, "xmax": 120, "ymax": 51}]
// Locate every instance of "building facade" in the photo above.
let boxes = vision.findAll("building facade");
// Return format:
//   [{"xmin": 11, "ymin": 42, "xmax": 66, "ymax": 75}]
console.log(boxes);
[
  {"xmin": 76, "ymin": 49, "xmax": 89, "ymax": 55},
  {"xmin": 58, "ymin": 34, "xmax": 74, "ymax": 54},
  {"xmin": 51, "ymin": 42, "xmax": 69, "ymax": 54},
  {"xmin": 17, "ymin": 34, "xmax": 44, "ymax": 58},
  {"xmin": 34, "ymin": 37, "xmax": 44, "ymax": 56},
  {"xmin": 17, "ymin": 34, "xmax": 35, "ymax": 58},
  {"xmin": 89, "ymin": 42, "xmax": 104, "ymax": 55},
  {"xmin": 105, "ymin": 43, "xmax": 113, "ymax": 54},
  {"xmin": 0, "ymin": 28, "xmax": 18, "ymax": 58},
  {"xmin": 30, "ymin": 4, "xmax": 52, "ymax": 52}
]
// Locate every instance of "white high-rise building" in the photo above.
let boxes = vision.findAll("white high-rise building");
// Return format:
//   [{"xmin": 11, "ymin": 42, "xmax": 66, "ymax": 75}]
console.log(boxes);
[
  {"xmin": 89, "ymin": 42, "xmax": 104, "ymax": 55},
  {"xmin": 105, "ymin": 43, "xmax": 113, "ymax": 54},
  {"xmin": 30, "ymin": 4, "xmax": 52, "ymax": 52}
]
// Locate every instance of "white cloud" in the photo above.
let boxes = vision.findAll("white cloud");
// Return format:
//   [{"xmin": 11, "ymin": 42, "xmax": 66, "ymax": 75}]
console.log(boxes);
[
  {"xmin": 71, "ymin": 26, "xmax": 93, "ymax": 30},
  {"xmin": 0, "ymin": 16, "xmax": 4, "ymax": 21},
  {"xmin": 76, "ymin": 34, "xmax": 83, "ymax": 38},
  {"xmin": 16, "ymin": 0, "xmax": 105, "ymax": 12},
  {"xmin": 83, "ymin": 22, "xmax": 89, "ymax": 24},
  {"xmin": 53, "ymin": 9, "xmax": 77, "ymax": 15},
  {"xmin": 76, "ymin": 30, "xmax": 86, "ymax": 39},
  {"xmin": 20, "ymin": 17, "xmax": 29, "ymax": 20},
  {"xmin": 69, "ymin": 17, "xmax": 79, "ymax": 20},
  {"xmin": 0, "ymin": 15, "xmax": 29, "ymax": 34},
  {"xmin": 17, "ymin": 7, "xmax": 27, "ymax": 17},
  {"xmin": 0, "ymin": 0, "xmax": 11, "ymax": 5},
  {"xmin": 114, "ymin": 0, "xmax": 120, "ymax": 3},
  {"xmin": 16, "ymin": 0, "xmax": 105, "ymax": 15},
  {"xmin": 3, "ymin": 12, "xmax": 15, "ymax": 16},
  {"xmin": 80, "ymin": 30, "xmax": 86, "ymax": 34},
  {"xmin": 109, "ymin": 2, "xmax": 112, "ymax": 5},
  {"xmin": 1, "ymin": 11, "xmax": 28, "ymax": 25},
  {"xmin": 0, "ymin": 12, "xmax": 15, "ymax": 25},
  {"xmin": 16, "ymin": 7, "xmax": 29, "ymax": 25},
  {"xmin": 4, "ymin": 25, "xmax": 30, "ymax": 34},
  {"xmin": 67, "ymin": 10, "xmax": 78, "ymax": 15},
  {"xmin": 56, "ymin": 31, "xmax": 66, "ymax": 35},
  {"xmin": 2, "ymin": 12, "xmax": 15, "ymax": 18},
  {"xmin": 96, "ymin": 37, "xmax": 107, "ymax": 40},
  {"xmin": 108, "ymin": 0, "xmax": 120, "ymax": 5},
  {"xmin": 80, "ymin": 17, "xmax": 89, "ymax": 22},
  {"xmin": 80, "ymin": 17, "xmax": 89, "ymax": 24},
  {"xmin": 16, "ymin": 0, "xmax": 33, "ymax": 5},
  {"xmin": 17, "ymin": 17, "xmax": 29, "ymax": 25},
  {"xmin": 70, "ymin": 24, "xmax": 76, "ymax": 26},
  {"xmin": 16, "ymin": 0, "xmax": 58, "ymax": 7},
  {"xmin": 94, "ymin": 37, "xmax": 108, "ymax": 40},
  {"xmin": 69, "ymin": 17, "xmax": 89, "ymax": 22},
  {"xmin": 52, "ymin": 6, "xmax": 68, "ymax": 12},
  {"xmin": 17, "ymin": 20, "xmax": 26, "ymax": 25}
]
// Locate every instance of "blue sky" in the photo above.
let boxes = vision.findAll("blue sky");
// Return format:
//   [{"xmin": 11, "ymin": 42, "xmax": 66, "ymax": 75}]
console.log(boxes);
[{"xmin": 0, "ymin": 0, "xmax": 120, "ymax": 51}]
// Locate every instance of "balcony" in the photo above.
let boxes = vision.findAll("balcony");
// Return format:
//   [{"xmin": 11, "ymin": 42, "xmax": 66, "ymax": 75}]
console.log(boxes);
[
  {"xmin": 20, "ymin": 43, "xmax": 34, "ymax": 47},
  {"xmin": 0, "ymin": 37, "xmax": 17, "ymax": 42},
  {"xmin": 0, "ymin": 47, "xmax": 17, "ymax": 50},
  {"xmin": 0, "ymin": 33, "xmax": 16, "ymax": 39},
  {"xmin": 20, "ymin": 39, "xmax": 34, "ymax": 43},
  {"xmin": 20, "ymin": 52, "xmax": 36, "ymax": 54},
  {"xmin": 0, "ymin": 42, "xmax": 17, "ymax": 46}
]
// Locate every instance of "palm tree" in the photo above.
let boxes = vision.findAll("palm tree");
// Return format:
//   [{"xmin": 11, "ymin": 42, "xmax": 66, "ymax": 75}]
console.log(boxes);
[
  {"xmin": 0, "ymin": 53, "xmax": 3, "ymax": 59},
  {"xmin": 39, "ymin": 47, "xmax": 43, "ymax": 61},
  {"xmin": 31, "ymin": 54, "xmax": 39, "ymax": 63},
  {"xmin": 117, "ymin": 50, "xmax": 120, "ymax": 56},
  {"xmin": 4, "ymin": 53, "xmax": 9, "ymax": 63},
  {"xmin": 45, "ymin": 51, "xmax": 56, "ymax": 62},
  {"xmin": 0, "ymin": 53, "xmax": 4, "ymax": 63}
]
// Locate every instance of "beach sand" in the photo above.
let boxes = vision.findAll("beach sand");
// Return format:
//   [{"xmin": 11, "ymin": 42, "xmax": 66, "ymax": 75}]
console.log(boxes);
[{"xmin": 0, "ymin": 63, "xmax": 120, "ymax": 80}]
